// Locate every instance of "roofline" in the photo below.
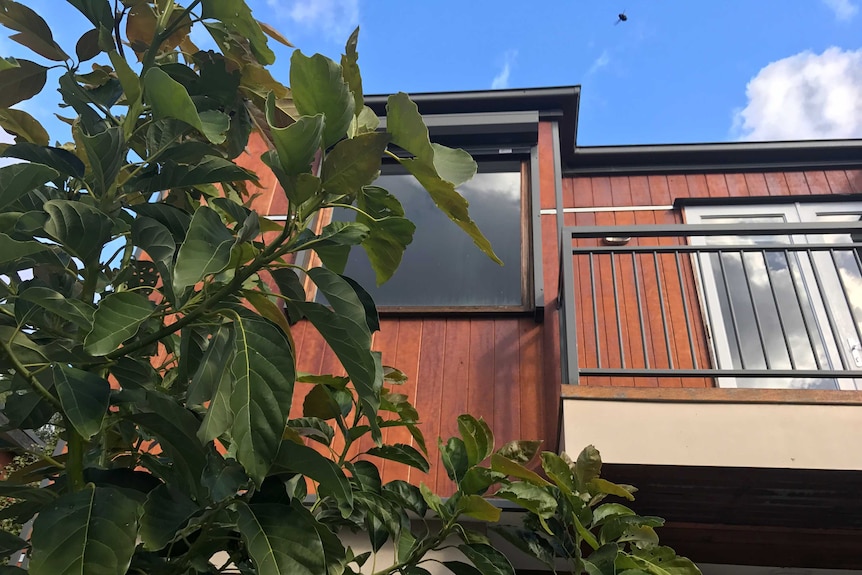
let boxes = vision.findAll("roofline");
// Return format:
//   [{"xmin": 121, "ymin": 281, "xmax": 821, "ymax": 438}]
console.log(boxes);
[
  {"xmin": 566, "ymin": 139, "xmax": 862, "ymax": 176},
  {"xmin": 366, "ymin": 86, "xmax": 862, "ymax": 174},
  {"xmin": 365, "ymin": 86, "xmax": 581, "ymax": 160}
]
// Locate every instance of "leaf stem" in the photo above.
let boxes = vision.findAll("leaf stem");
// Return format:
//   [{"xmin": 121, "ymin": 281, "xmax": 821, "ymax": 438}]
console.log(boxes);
[
  {"xmin": 0, "ymin": 337, "xmax": 62, "ymax": 412},
  {"xmin": 65, "ymin": 425, "xmax": 86, "ymax": 492}
]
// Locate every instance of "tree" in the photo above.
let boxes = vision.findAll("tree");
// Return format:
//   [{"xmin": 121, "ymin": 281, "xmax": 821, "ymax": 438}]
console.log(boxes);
[{"xmin": 0, "ymin": 1, "xmax": 701, "ymax": 574}]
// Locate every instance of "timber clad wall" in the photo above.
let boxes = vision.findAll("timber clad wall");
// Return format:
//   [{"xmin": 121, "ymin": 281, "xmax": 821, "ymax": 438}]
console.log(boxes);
[
  {"xmin": 240, "ymin": 122, "xmax": 862, "ymax": 493},
  {"xmin": 563, "ymin": 169, "xmax": 862, "ymax": 389}
]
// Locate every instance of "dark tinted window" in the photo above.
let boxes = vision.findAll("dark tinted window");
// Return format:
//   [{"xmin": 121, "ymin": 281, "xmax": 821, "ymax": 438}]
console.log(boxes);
[{"xmin": 336, "ymin": 161, "xmax": 523, "ymax": 307}]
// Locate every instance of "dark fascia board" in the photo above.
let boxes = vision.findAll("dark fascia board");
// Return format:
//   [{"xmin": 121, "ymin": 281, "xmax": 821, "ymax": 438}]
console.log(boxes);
[
  {"xmin": 566, "ymin": 139, "xmax": 862, "ymax": 176},
  {"xmin": 365, "ymin": 86, "xmax": 580, "ymax": 159}
]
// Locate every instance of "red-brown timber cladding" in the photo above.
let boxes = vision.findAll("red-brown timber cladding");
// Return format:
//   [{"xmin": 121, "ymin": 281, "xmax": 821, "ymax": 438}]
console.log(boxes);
[
  {"xmin": 565, "ymin": 168, "xmax": 862, "ymax": 390},
  {"xmin": 237, "ymin": 120, "xmax": 862, "ymax": 494}
]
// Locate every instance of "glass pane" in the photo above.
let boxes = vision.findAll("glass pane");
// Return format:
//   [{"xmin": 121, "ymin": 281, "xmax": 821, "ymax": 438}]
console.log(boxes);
[
  {"xmin": 333, "ymin": 164, "xmax": 523, "ymax": 307},
  {"xmin": 699, "ymin": 215, "xmax": 838, "ymax": 389}
]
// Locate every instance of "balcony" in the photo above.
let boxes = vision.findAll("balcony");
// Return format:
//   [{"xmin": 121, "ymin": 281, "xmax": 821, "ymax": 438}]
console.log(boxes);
[
  {"xmin": 558, "ymin": 220, "xmax": 862, "ymax": 389},
  {"xmin": 556, "ymin": 220, "xmax": 862, "ymax": 568}
]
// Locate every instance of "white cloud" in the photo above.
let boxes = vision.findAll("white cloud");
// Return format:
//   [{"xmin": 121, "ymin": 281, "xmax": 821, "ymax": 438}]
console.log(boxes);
[
  {"xmin": 822, "ymin": 0, "xmax": 858, "ymax": 20},
  {"xmin": 587, "ymin": 50, "xmax": 610, "ymax": 76},
  {"xmin": 491, "ymin": 50, "xmax": 517, "ymax": 90},
  {"xmin": 269, "ymin": 0, "xmax": 359, "ymax": 41},
  {"xmin": 733, "ymin": 47, "xmax": 862, "ymax": 141}
]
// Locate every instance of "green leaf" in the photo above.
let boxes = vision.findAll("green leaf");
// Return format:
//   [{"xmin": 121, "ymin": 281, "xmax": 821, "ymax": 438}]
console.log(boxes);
[
  {"xmin": 386, "ymin": 93, "xmax": 500, "ymax": 264},
  {"xmin": 541, "ymin": 452, "xmax": 578, "ymax": 496},
  {"xmin": 0, "ymin": 485, "xmax": 57, "ymax": 505},
  {"xmin": 497, "ymin": 440, "xmax": 543, "ymax": 465},
  {"xmin": 0, "ymin": 530, "xmax": 26, "ymax": 556},
  {"xmin": 130, "ymin": 203, "xmax": 190, "ymax": 242},
  {"xmin": 382, "ymin": 480, "xmax": 428, "ymax": 517},
  {"xmin": 0, "ymin": 163, "xmax": 60, "ymax": 211},
  {"xmin": 355, "ymin": 186, "xmax": 415, "ymax": 285},
  {"xmin": 321, "ymin": 132, "xmax": 390, "ymax": 196},
  {"xmin": 52, "ymin": 364, "xmax": 109, "ymax": 440},
  {"xmin": 144, "ymin": 67, "xmax": 225, "ymax": 144},
  {"xmin": 1, "ymin": 143, "xmax": 84, "ymax": 177},
  {"xmin": 76, "ymin": 28, "xmax": 100, "ymax": 61},
  {"xmin": 366, "ymin": 443, "xmax": 429, "ymax": 472},
  {"xmin": 461, "ymin": 467, "xmax": 507, "ymax": 496},
  {"xmin": 584, "ymin": 543, "xmax": 620, "ymax": 575},
  {"xmin": 19, "ymin": 287, "xmax": 93, "ymax": 330},
  {"xmin": 0, "ymin": 56, "xmax": 18, "ymax": 71},
  {"xmin": 495, "ymin": 483, "xmax": 556, "ymax": 532},
  {"xmin": 458, "ymin": 543, "xmax": 515, "ymax": 575},
  {"xmin": 0, "ymin": 107, "xmax": 48, "ymax": 145},
  {"xmin": 228, "ymin": 312, "xmax": 296, "ymax": 486},
  {"xmin": 201, "ymin": 0, "xmax": 274, "ymax": 65},
  {"xmin": 201, "ymin": 452, "xmax": 249, "ymax": 502},
  {"xmin": 576, "ymin": 445, "xmax": 603, "ymax": 491},
  {"xmin": 0, "ymin": 59, "xmax": 47, "ymax": 107},
  {"xmin": 457, "ymin": 494, "xmax": 501, "ymax": 522},
  {"xmin": 290, "ymin": 51, "xmax": 355, "ymax": 147},
  {"xmin": 492, "ymin": 526, "xmax": 557, "ymax": 569},
  {"xmin": 131, "ymin": 216, "xmax": 177, "ymax": 304},
  {"xmin": 431, "ymin": 142, "xmax": 478, "ymax": 186},
  {"xmin": 0, "ymin": 1, "xmax": 69, "ymax": 61},
  {"xmin": 132, "ymin": 395, "xmax": 209, "ymax": 499},
  {"xmin": 193, "ymin": 324, "xmax": 237, "ymax": 443},
  {"xmin": 139, "ymin": 485, "xmax": 199, "ymax": 551},
  {"xmin": 43, "ymin": 199, "xmax": 113, "ymax": 264},
  {"xmin": 237, "ymin": 502, "xmax": 328, "ymax": 575},
  {"xmin": 0, "ymin": 233, "xmax": 53, "ymax": 266},
  {"xmin": 29, "ymin": 485, "xmax": 139, "ymax": 575},
  {"xmin": 77, "ymin": 125, "xmax": 126, "ymax": 198},
  {"xmin": 341, "ymin": 27, "xmax": 363, "ymax": 113},
  {"xmin": 287, "ymin": 417, "xmax": 335, "ymax": 446},
  {"xmin": 133, "ymin": 157, "xmax": 256, "ymax": 194},
  {"xmin": 490, "ymin": 453, "xmax": 551, "ymax": 487},
  {"xmin": 458, "ymin": 414, "xmax": 494, "ymax": 467},
  {"xmin": 265, "ymin": 93, "xmax": 323, "ymax": 175},
  {"xmin": 84, "ymin": 291, "xmax": 154, "ymax": 356},
  {"xmin": 627, "ymin": 546, "xmax": 702, "ymax": 575},
  {"xmin": 440, "ymin": 437, "xmax": 469, "ymax": 483},
  {"xmin": 400, "ymin": 157, "xmax": 502, "ymax": 265},
  {"xmin": 66, "ymin": 0, "xmax": 113, "ymax": 29},
  {"xmin": 274, "ymin": 441, "xmax": 353, "ymax": 517},
  {"xmin": 173, "ymin": 206, "xmax": 234, "ymax": 292},
  {"xmin": 593, "ymin": 503, "xmax": 637, "ymax": 525},
  {"xmin": 297, "ymin": 267, "xmax": 381, "ymax": 440},
  {"xmin": 590, "ymin": 478, "xmax": 636, "ymax": 501}
]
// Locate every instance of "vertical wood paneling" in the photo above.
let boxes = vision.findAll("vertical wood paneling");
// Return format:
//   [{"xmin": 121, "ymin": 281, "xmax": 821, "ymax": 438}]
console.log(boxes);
[
  {"xmin": 434, "ymin": 320, "xmax": 471, "ymax": 496},
  {"xmin": 387, "ymin": 319, "xmax": 422, "ymax": 484},
  {"xmin": 494, "ymin": 319, "xmax": 522, "ymax": 447},
  {"xmin": 824, "ymin": 170, "xmax": 852, "ymax": 194},
  {"xmin": 705, "ymin": 174, "xmax": 729, "ymax": 198},
  {"xmin": 361, "ymin": 320, "xmax": 400, "ymax": 467},
  {"xmin": 519, "ymin": 318, "xmax": 551, "ymax": 448},
  {"xmin": 686, "ymin": 174, "xmax": 710, "ymax": 199},
  {"xmin": 785, "ymin": 172, "xmax": 809, "ymax": 196},
  {"xmin": 468, "ymin": 319, "xmax": 496, "ymax": 426},
  {"xmin": 845, "ymin": 170, "xmax": 862, "ymax": 193},
  {"xmin": 804, "ymin": 171, "xmax": 831, "ymax": 194},
  {"xmin": 411, "ymin": 319, "xmax": 446, "ymax": 492},
  {"xmin": 764, "ymin": 172, "xmax": 789, "ymax": 196},
  {"xmin": 744, "ymin": 173, "xmax": 769, "ymax": 196},
  {"xmin": 724, "ymin": 173, "xmax": 750, "ymax": 197}
]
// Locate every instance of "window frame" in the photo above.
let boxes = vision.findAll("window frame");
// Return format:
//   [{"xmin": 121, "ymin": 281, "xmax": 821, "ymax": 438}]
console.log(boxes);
[
  {"xmin": 685, "ymin": 202, "xmax": 862, "ymax": 390},
  {"xmin": 304, "ymin": 152, "xmax": 537, "ymax": 314}
]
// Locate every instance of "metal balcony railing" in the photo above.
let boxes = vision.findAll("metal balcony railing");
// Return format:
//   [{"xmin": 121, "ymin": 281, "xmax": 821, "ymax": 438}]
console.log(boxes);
[{"xmin": 558, "ymin": 222, "xmax": 862, "ymax": 389}]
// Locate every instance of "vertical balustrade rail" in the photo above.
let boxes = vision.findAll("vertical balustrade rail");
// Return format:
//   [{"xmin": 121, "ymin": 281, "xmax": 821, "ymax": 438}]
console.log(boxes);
[{"xmin": 559, "ymin": 222, "xmax": 862, "ymax": 388}]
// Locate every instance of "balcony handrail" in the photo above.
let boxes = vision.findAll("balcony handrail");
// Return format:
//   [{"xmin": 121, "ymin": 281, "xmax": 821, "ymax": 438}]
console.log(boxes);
[
  {"xmin": 558, "ymin": 221, "xmax": 862, "ymax": 387},
  {"xmin": 564, "ymin": 221, "xmax": 862, "ymax": 239}
]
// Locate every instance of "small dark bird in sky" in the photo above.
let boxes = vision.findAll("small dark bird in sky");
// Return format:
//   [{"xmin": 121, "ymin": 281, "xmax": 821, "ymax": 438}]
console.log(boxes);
[{"xmin": 615, "ymin": 11, "xmax": 628, "ymax": 24}]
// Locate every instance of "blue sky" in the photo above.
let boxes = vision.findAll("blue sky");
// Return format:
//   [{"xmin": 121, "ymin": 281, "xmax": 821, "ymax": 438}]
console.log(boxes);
[{"xmin": 5, "ymin": 0, "xmax": 862, "ymax": 145}]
